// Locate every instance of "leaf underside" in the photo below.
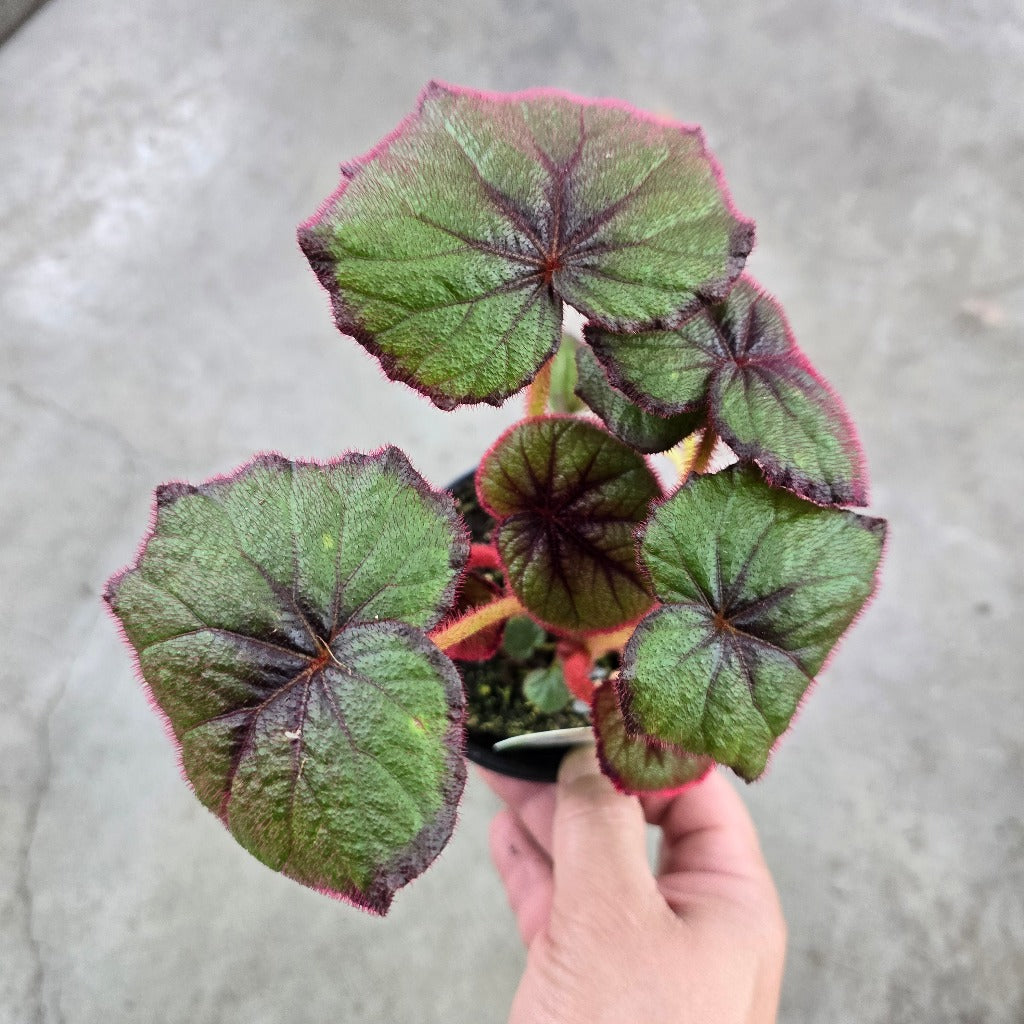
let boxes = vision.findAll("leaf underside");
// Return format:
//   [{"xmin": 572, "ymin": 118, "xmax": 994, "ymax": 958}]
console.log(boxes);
[
  {"xmin": 476, "ymin": 417, "xmax": 660, "ymax": 633},
  {"xmin": 575, "ymin": 342, "xmax": 703, "ymax": 453},
  {"xmin": 105, "ymin": 449, "xmax": 470, "ymax": 914},
  {"xmin": 299, "ymin": 81, "xmax": 753, "ymax": 409},
  {"xmin": 586, "ymin": 276, "xmax": 867, "ymax": 505},
  {"xmin": 618, "ymin": 465, "xmax": 885, "ymax": 780},
  {"xmin": 592, "ymin": 683, "xmax": 712, "ymax": 795}
]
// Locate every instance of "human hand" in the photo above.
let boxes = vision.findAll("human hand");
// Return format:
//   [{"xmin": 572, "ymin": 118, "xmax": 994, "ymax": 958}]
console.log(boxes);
[{"xmin": 481, "ymin": 747, "xmax": 787, "ymax": 1024}]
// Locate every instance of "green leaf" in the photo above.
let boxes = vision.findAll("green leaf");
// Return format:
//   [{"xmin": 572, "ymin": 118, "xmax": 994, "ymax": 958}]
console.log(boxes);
[
  {"xmin": 105, "ymin": 450, "xmax": 470, "ymax": 914},
  {"xmin": 549, "ymin": 334, "xmax": 586, "ymax": 414},
  {"xmin": 523, "ymin": 664, "xmax": 573, "ymax": 714},
  {"xmin": 502, "ymin": 615, "xmax": 547, "ymax": 661},
  {"xmin": 299, "ymin": 81, "xmax": 753, "ymax": 409},
  {"xmin": 575, "ymin": 343, "xmax": 703, "ymax": 454},
  {"xmin": 477, "ymin": 417, "xmax": 660, "ymax": 633},
  {"xmin": 619, "ymin": 464, "xmax": 885, "ymax": 780},
  {"xmin": 586, "ymin": 277, "xmax": 868, "ymax": 505},
  {"xmin": 592, "ymin": 683, "xmax": 712, "ymax": 795}
]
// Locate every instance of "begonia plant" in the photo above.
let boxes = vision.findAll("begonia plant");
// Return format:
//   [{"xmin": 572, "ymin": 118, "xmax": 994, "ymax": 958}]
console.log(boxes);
[{"xmin": 105, "ymin": 82, "xmax": 886, "ymax": 915}]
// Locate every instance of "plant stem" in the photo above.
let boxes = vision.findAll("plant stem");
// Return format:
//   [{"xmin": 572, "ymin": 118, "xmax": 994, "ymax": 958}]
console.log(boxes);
[
  {"xmin": 430, "ymin": 595, "xmax": 525, "ymax": 652},
  {"xmin": 525, "ymin": 359, "xmax": 553, "ymax": 416},
  {"xmin": 583, "ymin": 623, "xmax": 636, "ymax": 660}
]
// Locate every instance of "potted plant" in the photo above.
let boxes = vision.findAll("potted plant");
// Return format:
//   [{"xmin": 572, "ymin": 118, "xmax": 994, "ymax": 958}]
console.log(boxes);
[{"xmin": 104, "ymin": 82, "xmax": 886, "ymax": 916}]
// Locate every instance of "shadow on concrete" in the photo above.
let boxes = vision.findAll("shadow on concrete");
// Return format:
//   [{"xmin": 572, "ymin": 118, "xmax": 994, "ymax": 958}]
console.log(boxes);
[{"xmin": 0, "ymin": 0, "xmax": 50, "ymax": 44}]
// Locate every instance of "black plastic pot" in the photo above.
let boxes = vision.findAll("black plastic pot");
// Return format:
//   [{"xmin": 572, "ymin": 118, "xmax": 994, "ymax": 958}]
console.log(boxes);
[
  {"xmin": 464, "ymin": 732, "xmax": 578, "ymax": 783},
  {"xmin": 447, "ymin": 470, "xmax": 590, "ymax": 783}
]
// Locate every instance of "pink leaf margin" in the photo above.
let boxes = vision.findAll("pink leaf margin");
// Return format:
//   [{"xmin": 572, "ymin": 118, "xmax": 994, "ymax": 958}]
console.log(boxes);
[
  {"xmin": 298, "ymin": 80, "xmax": 754, "ymax": 409},
  {"xmin": 585, "ymin": 274, "xmax": 870, "ymax": 507},
  {"xmin": 474, "ymin": 414, "xmax": 662, "ymax": 638},
  {"xmin": 613, "ymin": 470, "xmax": 889, "ymax": 782},
  {"xmin": 102, "ymin": 447, "xmax": 472, "ymax": 914},
  {"xmin": 592, "ymin": 683, "xmax": 714, "ymax": 798},
  {"xmin": 708, "ymin": 277, "xmax": 869, "ymax": 507}
]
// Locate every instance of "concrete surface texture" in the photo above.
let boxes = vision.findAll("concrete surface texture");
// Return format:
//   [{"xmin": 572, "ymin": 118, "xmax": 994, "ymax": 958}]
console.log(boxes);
[{"xmin": 2, "ymin": 0, "xmax": 1022, "ymax": 1021}]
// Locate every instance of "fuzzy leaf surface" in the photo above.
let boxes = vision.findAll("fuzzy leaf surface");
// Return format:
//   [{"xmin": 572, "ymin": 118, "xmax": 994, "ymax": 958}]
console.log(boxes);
[
  {"xmin": 299, "ymin": 81, "xmax": 752, "ymax": 409},
  {"xmin": 575, "ymin": 343, "xmax": 703, "ymax": 453},
  {"xmin": 592, "ymin": 684, "xmax": 712, "ymax": 795},
  {"xmin": 105, "ymin": 450, "xmax": 469, "ymax": 913},
  {"xmin": 586, "ymin": 277, "xmax": 867, "ymax": 505},
  {"xmin": 619, "ymin": 465, "xmax": 885, "ymax": 780},
  {"xmin": 477, "ymin": 418, "xmax": 659, "ymax": 633}
]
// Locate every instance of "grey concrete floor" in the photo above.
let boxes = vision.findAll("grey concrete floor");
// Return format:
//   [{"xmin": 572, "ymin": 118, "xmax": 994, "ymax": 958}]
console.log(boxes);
[{"xmin": 2, "ymin": 1, "xmax": 1022, "ymax": 1021}]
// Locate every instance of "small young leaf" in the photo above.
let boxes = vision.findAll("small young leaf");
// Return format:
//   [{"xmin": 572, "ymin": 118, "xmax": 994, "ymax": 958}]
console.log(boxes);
[
  {"xmin": 299, "ymin": 81, "xmax": 753, "ymax": 409},
  {"xmin": 477, "ymin": 417, "xmax": 660, "ymax": 633},
  {"xmin": 502, "ymin": 615, "xmax": 547, "ymax": 661},
  {"xmin": 592, "ymin": 683, "xmax": 712, "ymax": 795},
  {"xmin": 523, "ymin": 664, "xmax": 573, "ymax": 714},
  {"xmin": 575, "ymin": 343, "xmax": 703, "ymax": 454},
  {"xmin": 548, "ymin": 334, "xmax": 586, "ymax": 414},
  {"xmin": 586, "ymin": 277, "xmax": 868, "ymax": 505},
  {"xmin": 105, "ymin": 450, "xmax": 470, "ymax": 914},
  {"xmin": 618, "ymin": 465, "xmax": 885, "ymax": 780}
]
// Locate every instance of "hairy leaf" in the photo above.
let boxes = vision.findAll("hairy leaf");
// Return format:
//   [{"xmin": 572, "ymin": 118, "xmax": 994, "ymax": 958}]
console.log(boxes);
[
  {"xmin": 618, "ymin": 465, "xmax": 885, "ymax": 780},
  {"xmin": 586, "ymin": 277, "xmax": 867, "ymax": 505},
  {"xmin": 575, "ymin": 343, "xmax": 703, "ymax": 453},
  {"xmin": 477, "ymin": 417, "xmax": 660, "ymax": 633},
  {"xmin": 299, "ymin": 81, "xmax": 753, "ymax": 409},
  {"xmin": 105, "ymin": 450, "xmax": 470, "ymax": 913},
  {"xmin": 523, "ymin": 664, "xmax": 573, "ymax": 713},
  {"xmin": 592, "ymin": 684, "xmax": 712, "ymax": 795}
]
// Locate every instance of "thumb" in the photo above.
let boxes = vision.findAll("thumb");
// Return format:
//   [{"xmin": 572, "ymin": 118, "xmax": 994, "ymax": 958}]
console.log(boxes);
[{"xmin": 550, "ymin": 746, "xmax": 655, "ymax": 915}]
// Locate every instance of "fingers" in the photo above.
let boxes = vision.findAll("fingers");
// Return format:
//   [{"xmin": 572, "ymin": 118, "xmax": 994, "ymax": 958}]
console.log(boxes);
[
  {"xmin": 642, "ymin": 770, "xmax": 784, "ymax": 946},
  {"xmin": 488, "ymin": 808, "xmax": 553, "ymax": 946},
  {"xmin": 480, "ymin": 760, "xmax": 771, "ymax": 892},
  {"xmin": 641, "ymin": 768, "xmax": 769, "ymax": 881},
  {"xmin": 550, "ymin": 747, "xmax": 655, "ymax": 912},
  {"xmin": 476, "ymin": 767, "xmax": 557, "ymax": 856}
]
